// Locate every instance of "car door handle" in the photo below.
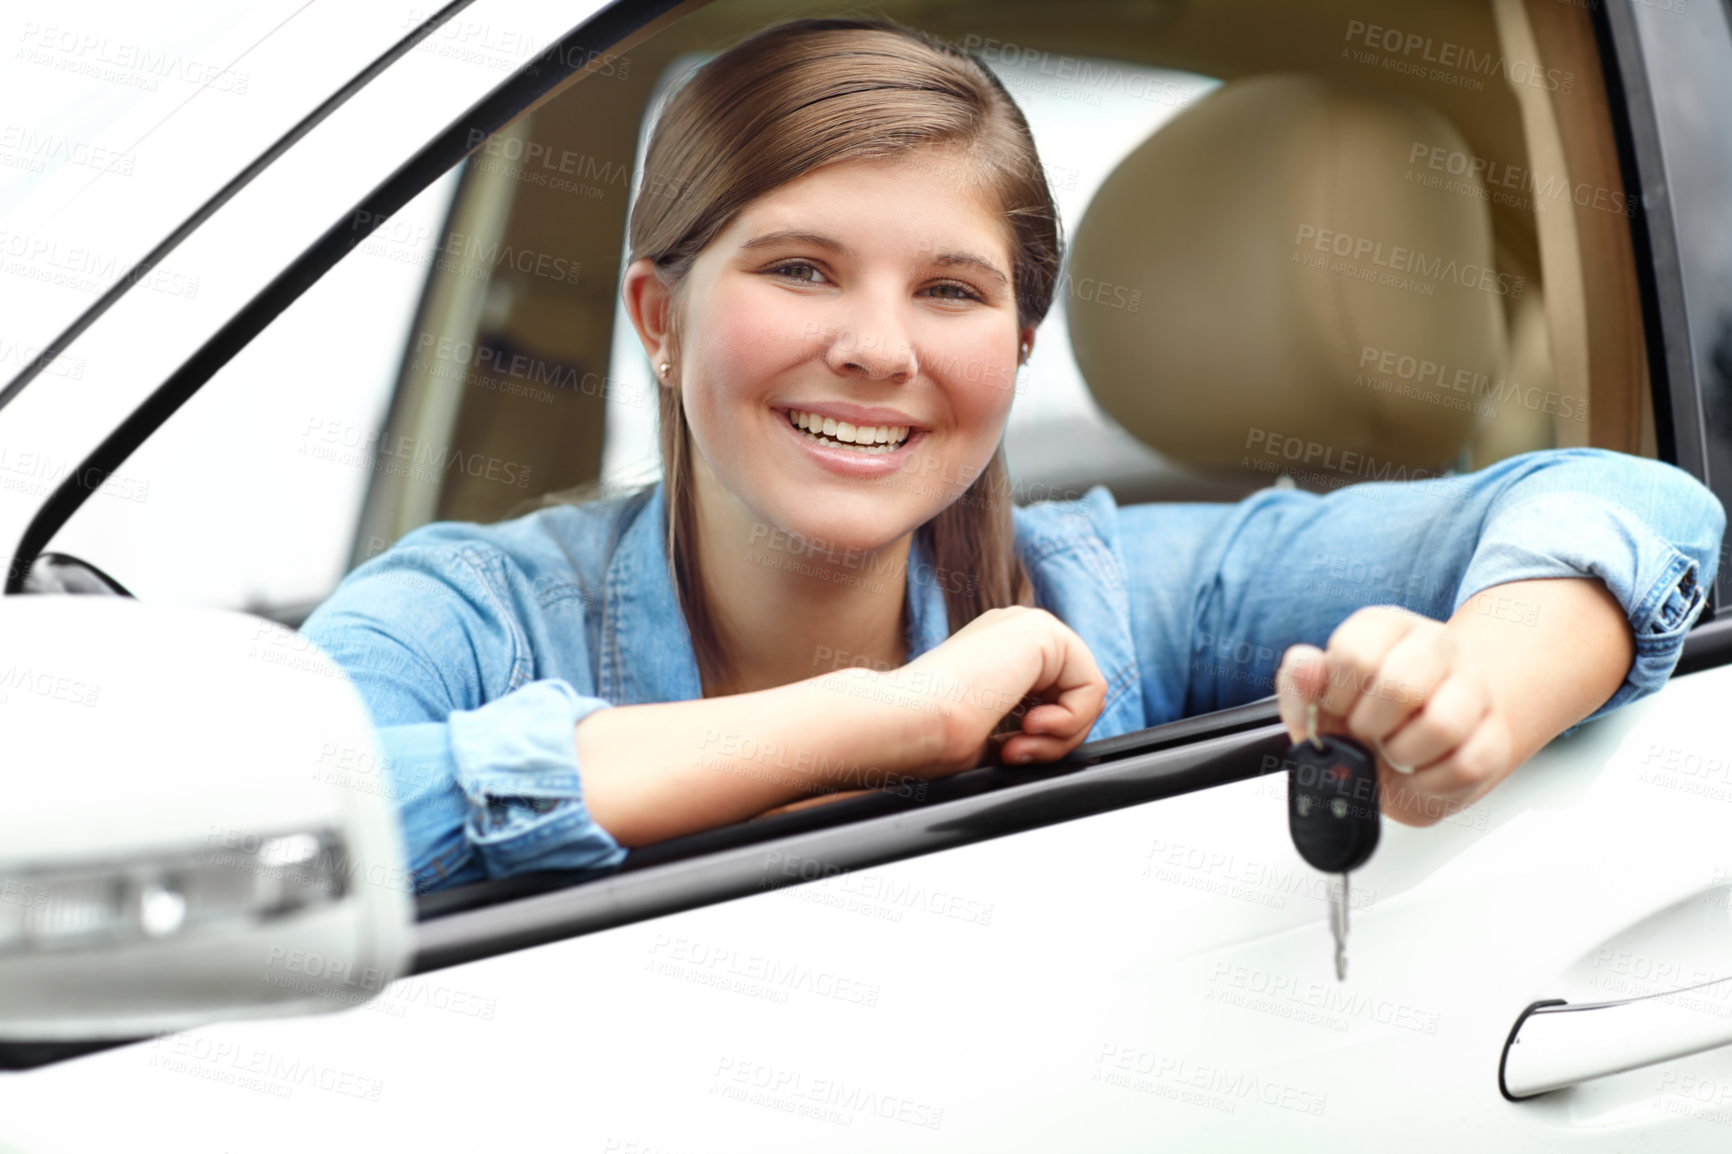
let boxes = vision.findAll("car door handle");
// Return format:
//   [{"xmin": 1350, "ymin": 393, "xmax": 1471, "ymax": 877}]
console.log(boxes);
[{"xmin": 1500, "ymin": 976, "xmax": 1732, "ymax": 1099}]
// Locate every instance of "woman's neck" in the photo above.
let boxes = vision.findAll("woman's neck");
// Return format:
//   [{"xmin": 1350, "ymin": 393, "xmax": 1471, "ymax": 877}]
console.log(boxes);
[{"xmin": 686, "ymin": 463, "xmax": 912, "ymax": 698}]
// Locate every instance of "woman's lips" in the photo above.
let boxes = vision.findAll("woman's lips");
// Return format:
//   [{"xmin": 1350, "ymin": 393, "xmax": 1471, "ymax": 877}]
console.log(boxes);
[{"xmin": 774, "ymin": 407, "xmax": 926, "ymax": 478}]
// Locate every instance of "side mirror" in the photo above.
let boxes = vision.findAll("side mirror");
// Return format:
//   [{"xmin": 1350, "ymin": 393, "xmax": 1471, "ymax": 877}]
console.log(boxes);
[{"xmin": 0, "ymin": 597, "xmax": 413, "ymax": 1042}]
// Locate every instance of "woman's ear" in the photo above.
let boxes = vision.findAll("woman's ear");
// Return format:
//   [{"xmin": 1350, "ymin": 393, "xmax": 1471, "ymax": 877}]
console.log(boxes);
[
  {"xmin": 622, "ymin": 258, "xmax": 675, "ymax": 383},
  {"xmin": 1019, "ymin": 324, "xmax": 1036, "ymax": 365}
]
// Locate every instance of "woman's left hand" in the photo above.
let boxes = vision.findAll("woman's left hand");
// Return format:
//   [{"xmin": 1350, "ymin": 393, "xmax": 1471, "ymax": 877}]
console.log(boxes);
[{"xmin": 1275, "ymin": 605, "xmax": 1518, "ymax": 828}]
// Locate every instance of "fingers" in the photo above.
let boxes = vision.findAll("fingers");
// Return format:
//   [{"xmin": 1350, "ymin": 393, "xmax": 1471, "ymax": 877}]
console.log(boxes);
[
  {"xmin": 910, "ymin": 606, "xmax": 1109, "ymax": 770},
  {"xmin": 1386, "ymin": 706, "xmax": 1513, "ymax": 816},
  {"xmin": 1001, "ymin": 613, "xmax": 1107, "ymax": 763},
  {"xmin": 1296, "ymin": 606, "xmax": 1451, "ymax": 756},
  {"xmin": 1031, "ymin": 608, "xmax": 1107, "ymax": 697},
  {"xmin": 1343, "ymin": 628, "xmax": 1451, "ymax": 746},
  {"xmin": 1275, "ymin": 606, "xmax": 1513, "ymax": 828},
  {"xmin": 1025, "ymin": 612, "xmax": 1107, "ymax": 740},
  {"xmin": 1275, "ymin": 643, "xmax": 1328, "ymax": 745},
  {"xmin": 1036, "ymin": 660, "xmax": 1107, "ymax": 745},
  {"xmin": 1378, "ymin": 667, "xmax": 1490, "ymax": 774},
  {"xmin": 999, "ymin": 692, "xmax": 1103, "ymax": 765},
  {"xmin": 1374, "ymin": 660, "xmax": 1507, "ymax": 827},
  {"xmin": 1001, "ymin": 701, "xmax": 1088, "ymax": 764},
  {"xmin": 1315, "ymin": 607, "xmax": 1422, "ymax": 721}
]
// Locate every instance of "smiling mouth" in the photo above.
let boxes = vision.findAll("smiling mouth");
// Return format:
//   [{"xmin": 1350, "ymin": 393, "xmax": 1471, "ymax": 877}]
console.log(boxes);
[{"xmin": 785, "ymin": 409, "xmax": 912, "ymax": 454}]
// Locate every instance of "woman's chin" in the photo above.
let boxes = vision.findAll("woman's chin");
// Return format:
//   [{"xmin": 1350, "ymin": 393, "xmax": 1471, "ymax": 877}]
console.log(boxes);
[{"xmin": 769, "ymin": 502, "xmax": 929, "ymax": 558}]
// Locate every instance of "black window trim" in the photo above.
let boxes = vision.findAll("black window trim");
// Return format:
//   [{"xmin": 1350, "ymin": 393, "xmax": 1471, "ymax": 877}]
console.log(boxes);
[
  {"xmin": 1593, "ymin": 0, "xmax": 1722, "ymax": 613},
  {"xmin": 411, "ymin": 703, "xmax": 1299, "ymax": 973},
  {"xmin": 413, "ymin": 694, "xmax": 1289, "ymax": 919},
  {"xmin": 1593, "ymin": 0, "xmax": 1705, "ymax": 484},
  {"xmin": 1590, "ymin": 1, "xmax": 1732, "ymax": 676}
]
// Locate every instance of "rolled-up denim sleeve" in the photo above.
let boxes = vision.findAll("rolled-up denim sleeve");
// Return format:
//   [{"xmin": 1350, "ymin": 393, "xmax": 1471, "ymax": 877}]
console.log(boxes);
[
  {"xmin": 1448, "ymin": 450, "xmax": 1724, "ymax": 733},
  {"xmin": 1127, "ymin": 447, "xmax": 1723, "ymax": 729},
  {"xmin": 299, "ymin": 532, "xmax": 627, "ymax": 894}
]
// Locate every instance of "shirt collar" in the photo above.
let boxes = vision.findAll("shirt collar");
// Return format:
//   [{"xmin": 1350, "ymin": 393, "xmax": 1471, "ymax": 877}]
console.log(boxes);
[{"xmin": 600, "ymin": 479, "xmax": 952, "ymax": 705}]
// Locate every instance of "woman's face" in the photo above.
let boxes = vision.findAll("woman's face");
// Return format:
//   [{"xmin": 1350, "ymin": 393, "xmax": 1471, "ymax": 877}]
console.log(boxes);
[{"xmin": 657, "ymin": 147, "xmax": 1029, "ymax": 554}]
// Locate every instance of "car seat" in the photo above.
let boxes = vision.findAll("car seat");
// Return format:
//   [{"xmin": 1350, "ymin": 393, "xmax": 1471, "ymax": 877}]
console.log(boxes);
[{"xmin": 1067, "ymin": 73, "xmax": 1548, "ymax": 488}]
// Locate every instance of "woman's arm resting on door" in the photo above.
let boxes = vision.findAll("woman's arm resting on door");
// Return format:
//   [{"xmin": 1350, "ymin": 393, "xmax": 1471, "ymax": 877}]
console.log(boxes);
[
  {"xmin": 1139, "ymin": 448, "xmax": 1723, "ymax": 723},
  {"xmin": 576, "ymin": 675, "xmax": 938, "ymax": 847}
]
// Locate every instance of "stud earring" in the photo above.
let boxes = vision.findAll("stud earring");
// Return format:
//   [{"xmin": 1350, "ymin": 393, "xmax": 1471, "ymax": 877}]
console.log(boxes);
[{"xmin": 657, "ymin": 361, "xmax": 671, "ymax": 378}]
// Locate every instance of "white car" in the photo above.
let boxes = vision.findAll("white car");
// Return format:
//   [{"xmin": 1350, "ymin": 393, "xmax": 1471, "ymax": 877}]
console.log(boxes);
[{"xmin": 6, "ymin": 0, "xmax": 1732, "ymax": 1150}]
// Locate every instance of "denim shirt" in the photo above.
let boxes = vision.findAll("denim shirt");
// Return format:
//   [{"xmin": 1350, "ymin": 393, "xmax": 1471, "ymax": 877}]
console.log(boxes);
[{"xmin": 298, "ymin": 447, "xmax": 1725, "ymax": 894}]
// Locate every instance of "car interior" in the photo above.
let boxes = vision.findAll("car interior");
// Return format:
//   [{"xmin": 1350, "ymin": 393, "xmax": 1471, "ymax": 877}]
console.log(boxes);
[
  {"xmin": 27, "ymin": 0, "xmax": 1665, "ymax": 912},
  {"xmin": 357, "ymin": 0, "xmax": 1652, "ymax": 557}
]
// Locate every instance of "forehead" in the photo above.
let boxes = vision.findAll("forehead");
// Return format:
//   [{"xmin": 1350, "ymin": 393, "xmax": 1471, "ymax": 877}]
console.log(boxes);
[{"xmin": 723, "ymin": 148, "xmax": 1013, "ymax": 257}]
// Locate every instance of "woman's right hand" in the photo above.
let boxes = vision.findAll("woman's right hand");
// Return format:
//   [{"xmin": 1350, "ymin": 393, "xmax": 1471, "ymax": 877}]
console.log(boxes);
[
  {"xmin": 883, "ymin": 606, "xmax": 1108, "ymax": 774},
  {"xmin": 582, "ymin": 607, "xmax": 1106, "ymax": 846}
]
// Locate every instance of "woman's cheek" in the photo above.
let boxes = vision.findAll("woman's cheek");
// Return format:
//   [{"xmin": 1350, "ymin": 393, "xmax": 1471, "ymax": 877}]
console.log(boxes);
[
  {"xmin": 698, "ymin": 294, "xmax": 817, "ymax": 395},
  {"xmin": 941, "ymin": 341, "xmax": 1017, "ymax": 429}
]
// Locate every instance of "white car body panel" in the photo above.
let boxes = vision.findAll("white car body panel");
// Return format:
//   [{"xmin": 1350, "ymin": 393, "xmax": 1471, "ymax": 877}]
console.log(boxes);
[{"xmin": 5, "ymin": 664, "xmax": 1732, "ymax": 1151}]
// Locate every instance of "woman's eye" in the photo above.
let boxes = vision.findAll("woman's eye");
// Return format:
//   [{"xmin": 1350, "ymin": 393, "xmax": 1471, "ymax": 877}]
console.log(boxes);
[
  {"xmin": 924, "ymin": 281, "xmax": 984, "ymax": 303},
  {"xmin": 769, "ymin": 261, "xmax": 829, "ymax": 284}
]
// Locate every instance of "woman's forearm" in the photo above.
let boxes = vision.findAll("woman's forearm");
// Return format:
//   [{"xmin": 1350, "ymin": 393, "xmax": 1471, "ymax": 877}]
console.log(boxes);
[
  {"xmin": 575, "ymin": 671, "xmax": 945, "ymax": 847},
  {"xmin": 1446, "ymin": 576, "xmax": 1636, "ymax": 765}
]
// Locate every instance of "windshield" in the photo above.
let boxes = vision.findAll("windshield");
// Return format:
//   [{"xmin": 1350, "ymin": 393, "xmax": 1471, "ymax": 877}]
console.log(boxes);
[
  {"xmin": 0, "ymin": 1, "xmax": 297, "ymax": 218},
  {"xmin": 0, "ymin": 0, "xmax": 443, "ymax": 407}
]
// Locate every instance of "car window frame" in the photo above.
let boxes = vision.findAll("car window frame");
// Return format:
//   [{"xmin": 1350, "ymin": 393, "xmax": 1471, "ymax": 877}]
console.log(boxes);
[
  {"xmin": 1597, "ymin": 0, "xmax": 1732, "ymax": 622},
  {"xmin": 411, "ymin": 697, "xmax": 1296, "ymax": 971},
  {"xmin": 1596, "ymin": 0, "xmax": 1732, "ymax": 678}
]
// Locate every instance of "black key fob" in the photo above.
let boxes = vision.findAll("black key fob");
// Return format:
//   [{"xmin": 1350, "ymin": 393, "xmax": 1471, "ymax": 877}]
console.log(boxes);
[{"xmin": 1286, "ymin": 733, "xmax": 1381, "ymax": 873}]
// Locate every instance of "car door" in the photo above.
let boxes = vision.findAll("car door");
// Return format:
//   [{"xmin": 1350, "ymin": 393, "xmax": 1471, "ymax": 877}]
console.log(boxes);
[{"xmin": 6, "ymin": 1, "xmax": 1732, "ymax": 1151}]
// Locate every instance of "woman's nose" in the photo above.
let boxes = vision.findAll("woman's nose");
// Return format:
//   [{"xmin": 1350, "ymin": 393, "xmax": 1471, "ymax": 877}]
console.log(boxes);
[{"xmin": 823, "ymin": 313, "xmax": 919, "ymax": 382}]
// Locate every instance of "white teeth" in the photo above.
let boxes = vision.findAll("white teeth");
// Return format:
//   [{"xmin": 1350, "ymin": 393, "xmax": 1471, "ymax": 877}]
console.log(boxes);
[{"xmin": 786, "ymin": 410, "xmax": 913, "ymax": 452}]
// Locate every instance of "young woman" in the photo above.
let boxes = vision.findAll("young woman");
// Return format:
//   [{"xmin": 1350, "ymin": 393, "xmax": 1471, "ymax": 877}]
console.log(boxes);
[{"xmin": 300, "ymin": 18, "xmax": 1724, "ymax": 894}]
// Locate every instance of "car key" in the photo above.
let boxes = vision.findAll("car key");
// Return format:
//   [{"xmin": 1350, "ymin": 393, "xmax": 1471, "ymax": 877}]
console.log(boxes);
[{"xmin": 1287, "ymin": 703, "xmax": 1380, "ymax": 981}]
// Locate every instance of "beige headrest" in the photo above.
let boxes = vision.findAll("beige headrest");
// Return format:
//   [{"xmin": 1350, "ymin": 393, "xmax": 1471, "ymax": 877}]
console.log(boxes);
[{"xmin": 1067, "ymin": 74, "xmax": 1510, "ymax": 477}]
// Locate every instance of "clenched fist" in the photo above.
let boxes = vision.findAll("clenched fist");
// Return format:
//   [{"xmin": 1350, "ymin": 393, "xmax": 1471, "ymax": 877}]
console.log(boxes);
[{"xmin": 1275, "ymin": 605, "xmax": 1518, "ymax": 828}]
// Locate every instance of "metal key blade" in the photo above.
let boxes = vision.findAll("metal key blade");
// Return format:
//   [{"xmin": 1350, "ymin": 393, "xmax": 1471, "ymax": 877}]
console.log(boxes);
[{"xmin": 1330, "ymin": 874, "xmax": 1349, "ymax": 981}]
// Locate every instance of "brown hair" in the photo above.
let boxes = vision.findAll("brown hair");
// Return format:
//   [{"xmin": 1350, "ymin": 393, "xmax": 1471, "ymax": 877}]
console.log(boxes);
[{"xmin": 629, "ymin": 17, "xmax": 1061, "ymax": 690}]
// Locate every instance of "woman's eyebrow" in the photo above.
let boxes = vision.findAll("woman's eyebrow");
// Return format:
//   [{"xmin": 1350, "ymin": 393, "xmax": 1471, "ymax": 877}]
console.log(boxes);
[
  {"xmin": 738, "ymin": 229, "xmax": 846, "ymax": 253},
  {"xmin": 931, "ymin": 251, "xmax": 1009, "ymax": 287}
]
